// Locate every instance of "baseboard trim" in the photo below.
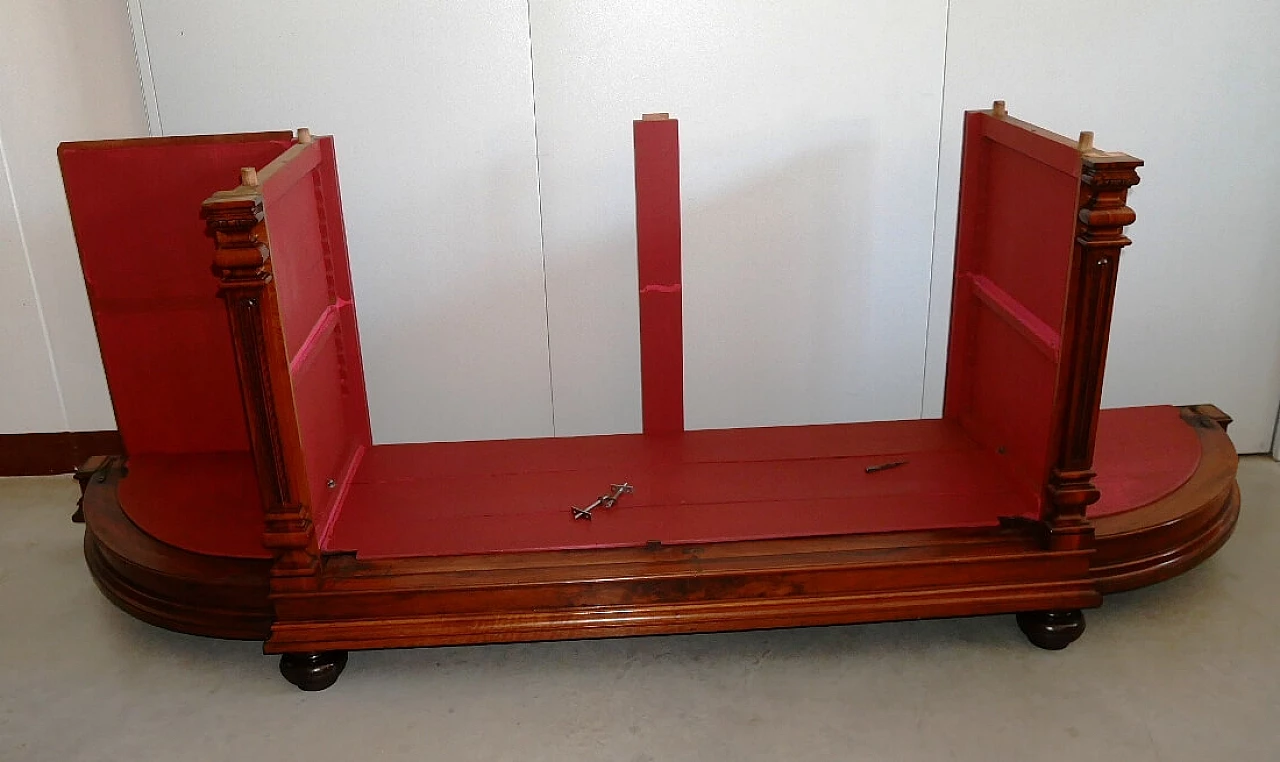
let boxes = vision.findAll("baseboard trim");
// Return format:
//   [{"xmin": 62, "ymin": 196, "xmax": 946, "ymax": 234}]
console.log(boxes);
[{"xmin": 0, "ymin": 431, "xmax": 124, "ymax": 476}]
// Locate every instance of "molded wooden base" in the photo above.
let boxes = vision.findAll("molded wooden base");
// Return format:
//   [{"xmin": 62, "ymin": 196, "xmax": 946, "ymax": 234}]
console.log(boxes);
[
  {"xmin": 280, "ymin": 651, "xmax": 348, "ymax": 691},
  {"xmin": 78, "ymin": 457, "xmax": 272, "ymax": 640},
  {"xmin": 1017, "ymin": 609, "xmax": 1086, "ymax": 650},
  {"xmin": 76, "ymin": 408, "xmax": 1238, "ymax": 663}
]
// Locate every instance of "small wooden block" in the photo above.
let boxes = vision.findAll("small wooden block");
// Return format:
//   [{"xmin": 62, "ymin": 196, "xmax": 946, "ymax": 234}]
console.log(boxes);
[
  {"xmin": 641, "ymin": 113, "xmax": 671, "ymax": 121},
  {"xmin": 240, "ymin": 166, "xmax": 260, "ymax": 187},
  {"xmin": 297, "ymin": 127, "xmax": 313, "ymax": 144},
  {"xmin": 991, "ymin": 100, "xmax": 1008, "ymax": 118},
  {"xmin": 1078, "ymin": 131, "xmax": 1095, "ymax": 153}
]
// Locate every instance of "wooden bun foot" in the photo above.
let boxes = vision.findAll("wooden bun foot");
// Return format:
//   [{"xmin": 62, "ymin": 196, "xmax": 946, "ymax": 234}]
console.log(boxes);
[
  {"xmin": 1017, "ymin": 609, "xmax": 1086, "ymax": 650},
  {"xmin": 279, "ymin": 651, "xmax": 348, "ymax": 691}
]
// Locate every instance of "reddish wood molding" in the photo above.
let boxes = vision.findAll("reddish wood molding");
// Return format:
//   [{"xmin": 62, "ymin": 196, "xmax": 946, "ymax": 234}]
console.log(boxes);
[
  {"xmin": 72, "ymin": 408, "xmax": 1238, "ymax": 649},
  {"xmin": 78, "ymin": 456, "xmax": 272, "ymax": 639},
  {"xmin": 203, "ymin": 192, "xmax": 321, "ymax": 590},
  {"xmin": 1046, "ymin": 153, "xmax": 1144, "ymax": 548}
]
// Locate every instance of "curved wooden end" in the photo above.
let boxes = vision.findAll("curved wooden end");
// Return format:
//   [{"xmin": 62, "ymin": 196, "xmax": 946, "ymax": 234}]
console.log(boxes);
[
  {"xmin": 1092, "ymin": 407, "xmax": 1240, "ymax": 594},
  {"xmin": 80, "ymin": 458, "xmax": 272, "ymax": 640}
]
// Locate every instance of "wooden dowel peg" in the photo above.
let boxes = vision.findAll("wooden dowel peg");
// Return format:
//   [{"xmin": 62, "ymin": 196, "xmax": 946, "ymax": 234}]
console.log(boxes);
[
  {"xmin": 240, "ymin": 167, "xmax": 259, "ymax": 187},
  {"xmin": 1078, "ymin": 131, "xmax": 1095, "ymax": 153},
  {"xmin": 297, "ymin": 127, "xmax": 313, "ymax": 144},
  {"xmin": 992, "ymin": 100, "xmax": 1007, "ymax": 118},
  {"xmin": 641, "ymin": 113, "xmax": 671, "ymax": 121}
]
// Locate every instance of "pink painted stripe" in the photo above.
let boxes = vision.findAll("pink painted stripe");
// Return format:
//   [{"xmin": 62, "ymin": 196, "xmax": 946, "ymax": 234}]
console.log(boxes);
[
  {"xmin": 318, "ymin": 442, "xmax": 366, "ymax": 549},
  {"xmin": 289, "ymin": 299, "xmax": 351, "ymax": 373},
  {"xmin": 966, "ymin": 273, "xmax": 1061, "ymax": 361}
]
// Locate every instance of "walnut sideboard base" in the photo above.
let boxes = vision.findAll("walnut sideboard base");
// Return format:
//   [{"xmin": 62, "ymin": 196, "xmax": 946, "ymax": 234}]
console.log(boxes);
[
  {"xmin": 61, "ymin": 107, "xmax": 1241, "ymax": 691},
  {"xmin": 76, "ymin": 406, "xmax": 1238, "ymax": 691}
]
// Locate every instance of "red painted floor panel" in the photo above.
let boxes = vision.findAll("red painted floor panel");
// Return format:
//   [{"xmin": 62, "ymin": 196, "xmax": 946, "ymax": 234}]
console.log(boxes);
[
  {"xmin": 113, "ymin": 406, "xmax": 1201, "ymax": 561},
  {"xmin": 118, "ymin": 451, "xmax": 270, "ymax": 559},
  {"xmin": 325, "ymin": 406, "xmax": 1201, "ymax": 558}
]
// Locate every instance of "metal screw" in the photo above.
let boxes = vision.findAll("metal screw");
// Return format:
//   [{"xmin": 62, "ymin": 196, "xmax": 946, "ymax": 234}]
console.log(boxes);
[
  {"xmin": 326, "ymin": 479, "xmax": 337, "ymax": 489},
  {"xmin": 571, "ymin": 482, "xmax": 635, "ymax": 519},
  {"xmin": 600, "ymin": 482, "xmax": 635, "ymax": 508},
  {"xmin": 571, "ymin": 496, "xmax": 606, "ymax": 520}
]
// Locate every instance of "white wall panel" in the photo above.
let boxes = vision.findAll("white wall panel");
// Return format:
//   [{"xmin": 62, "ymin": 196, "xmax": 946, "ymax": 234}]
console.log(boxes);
[
  {"xmin": 529, "ymin": 0, "xmax": 949, "ymax": 434},
  {"xmin": 926, "ymin": 1, "xmax": 1280, "ymax": 452},
  {"xmin": 0, "ymin": 0, "xmax": 148, "ymax": 433},
  {"xmin": 138, "ymin": 0, "xmax": 552, "ymax": 443},
  {"xmin": 0, "ymin": 135, "xmax": 63, "ymax": 433}
]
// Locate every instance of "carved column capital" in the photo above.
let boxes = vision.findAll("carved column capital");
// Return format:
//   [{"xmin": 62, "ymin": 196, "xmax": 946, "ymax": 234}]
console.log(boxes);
[
  {"xmin": 203, "ymin": 195, "xmax": 270, "ymax": 289},
  {"xmin": 1077, "ymin": 155, "xmax": 1142, "ymax": 255}
]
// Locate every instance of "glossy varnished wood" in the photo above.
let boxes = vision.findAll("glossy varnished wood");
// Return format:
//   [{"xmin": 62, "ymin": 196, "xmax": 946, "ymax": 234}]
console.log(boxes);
[
  {"xmin": 78, "ymin": 457, "xmax": 272, "ymax": 640},
  {"xmin": 72, "ymin": 407, "xmax": 1238, "ymax": 663},
  {"xmin": 266, "ymin": 524, "xmax": 1099, "ymax": 652},
  {"xmin": 1091, "ymin": 406, "xmax": 1240, "ymax": 593}
]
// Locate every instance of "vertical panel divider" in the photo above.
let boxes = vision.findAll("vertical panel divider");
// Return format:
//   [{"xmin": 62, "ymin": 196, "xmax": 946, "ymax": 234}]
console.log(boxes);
[{"xmin": 633, "ymin": 114, "xmax": 684, "ymax": 434}]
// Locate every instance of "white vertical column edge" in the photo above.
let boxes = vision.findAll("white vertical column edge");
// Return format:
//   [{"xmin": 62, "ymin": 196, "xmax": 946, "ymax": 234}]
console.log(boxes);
[
  {"xmin": 126, "ymin": 0, "xmax": 163, "ymax": 136},
  {"xmin": 919, "ymin": 0, "xmax": 953, "ymax": 420}
]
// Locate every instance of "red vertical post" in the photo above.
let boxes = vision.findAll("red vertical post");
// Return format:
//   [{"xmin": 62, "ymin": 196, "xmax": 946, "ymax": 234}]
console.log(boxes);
[{"xmin": 634, "ymin": 113, "xmax": 685, "ymax": 434}]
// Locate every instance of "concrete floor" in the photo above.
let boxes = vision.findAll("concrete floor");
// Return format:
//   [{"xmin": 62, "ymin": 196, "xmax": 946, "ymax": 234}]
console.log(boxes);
[{"xmin": 0, "ymin": 459, "xmax": 1277, "ymax": 761}]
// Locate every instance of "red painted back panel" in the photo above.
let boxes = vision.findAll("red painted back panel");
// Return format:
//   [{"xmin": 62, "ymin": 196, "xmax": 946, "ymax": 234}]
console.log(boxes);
[
  {"xmin": 944, "ymin": 112, "xmax": 1083, "ymax": 509},
  {"xmin": 59, "ymin": 134, "xmax": 294, "ymax": 455},
  {"xmin": 259, "ymin": 137, "xmax": 371, "ymax": 543},
  {"xmin": 266, "ymin": 165, "xmax": 332, "ymax": 355}
]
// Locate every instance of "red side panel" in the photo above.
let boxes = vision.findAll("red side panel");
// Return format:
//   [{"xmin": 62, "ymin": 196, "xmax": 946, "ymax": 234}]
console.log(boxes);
[
  {"xmin": 943, "ymin": 112, "xmax": 1083, "ymax": 511},
  {"xmin": 260, "ymin": 137, "xmax": 371, "ymax": 545},
  {"xmin": 634, "ymin": 117, "xmax": 685, "ymax": 434},
  {"xmin": 59, "ymin": 134, "xmax": 295, "ymax": 455}
]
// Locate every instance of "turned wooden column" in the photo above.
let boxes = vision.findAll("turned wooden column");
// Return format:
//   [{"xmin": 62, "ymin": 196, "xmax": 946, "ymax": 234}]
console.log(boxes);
[
  {"xmin": 1045, "ymin": 147, "xmax": 1143, "ymax": 550},
  {"xmin": 204, "ymin": 185, "xmax": 320, "ymax": 591}
]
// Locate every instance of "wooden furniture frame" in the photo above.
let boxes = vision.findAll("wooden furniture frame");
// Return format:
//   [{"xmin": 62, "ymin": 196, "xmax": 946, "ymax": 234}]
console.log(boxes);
[{"xmin": 60, "ymin": 104, "xmax": 1239, "ymax": 691}]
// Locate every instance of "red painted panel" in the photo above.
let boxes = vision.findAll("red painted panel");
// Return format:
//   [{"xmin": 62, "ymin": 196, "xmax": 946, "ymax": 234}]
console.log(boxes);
[
  {"xmin": 264, "ymin": 169, "xmax": 333, "ymax": 357},
  {"xmin": 327, "ymin": 417, "xmax": 1021, "ymax": 557},
  {"xmin": 93, "ymin": 309, "xmax": 251, "ymax": 453},
  {"xmin": 980, "ymin": 140, "xmax": 1077, "ymax": 329},
  {"xmin": 980, "ymin": 116, "xmax": 1083, "ymax": 178},
  {"xmin": 322, "ymin": 407, "xmax": 1199, "ymax": 559},
  {"xmin": 291, "ymin": 323, "xmax": 359, "ymax": 537},
  {"xmin": 118, "ymin": 452, "xmax": 270, "ymax": 559},
  {"xmin": 1092, "ymin": 406, "xmax": 1200, "ymax": 515},
  {"xmin": 59, "ymin": 135, "xmax": 294, "ymax": 455},
  {"xmin": 944, "ymin": 111, "xmax": 1083, "ymax": 509},
  {"xmin": 634, "ymin": 117, "xmax": 684, "ymax": 433},
  {"xmin": 257, "ymin": 136, "xmax": 371, "ymax": 541},
  {"xmin": 112, "ymin": 407, "xmax": 1193, "ymax": 560},
  {"xmin": 964, "ymin": 274, "xmax": 1061, "ymax": 361},
  {"xmin": 963, "ymin": 306, "xmax": 1058, "ymax": 507},
  {"xmin": 315, "ymin": 138, "xmax": 373, "ymax": 449}
]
